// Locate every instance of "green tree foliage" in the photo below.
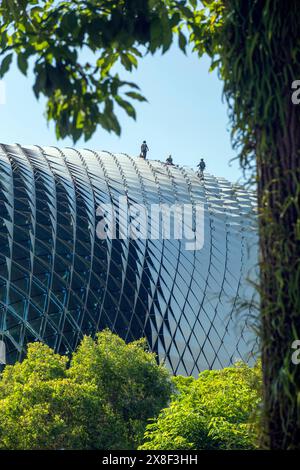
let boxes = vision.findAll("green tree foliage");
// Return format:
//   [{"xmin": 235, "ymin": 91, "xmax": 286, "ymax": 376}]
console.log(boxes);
[
  {"xmin": 68, "ymin": 331, "xmax": 172, "ymax": 447},
  {"xmin": 0, "ymin": 331, "xmax": 172, "ymax": 449},
  {"xmin": 139, "ymin": 362, "xmax": 262, "ymax": 450}
]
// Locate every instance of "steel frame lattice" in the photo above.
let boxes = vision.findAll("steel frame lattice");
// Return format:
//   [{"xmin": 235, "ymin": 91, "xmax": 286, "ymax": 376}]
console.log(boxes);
[{"xmin": 0, "ymin": 144, "xmax": 258, "ymax": 376}]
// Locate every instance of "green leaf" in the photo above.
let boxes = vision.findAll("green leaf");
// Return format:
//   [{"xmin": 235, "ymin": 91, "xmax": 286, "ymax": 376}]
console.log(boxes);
[
  {"xmin": 170, "ymin": 12, "xmax": 181, "ymax": 28},
  {"xmin": 0, "ymin": 53, "xmax": 13, "ymax": 78},
  {"xmin": 125, "ymin": 91, "xmax": 147, "ymax": 102},
  {"xmin": 209, "ymin": 58, "xmax": 221, "ymax": 72},
  {"xmin": 33, "ymin": 66, "xmax": 47, "ymax": 98},
  {"xmin": 177, "ymin": 5, "xmax": 194, "ymax": 19},
  {"xmin": 60, "ymin": 11, "xmax": 78, "ymax": 33},
  {"xmin": 150, "ymin": 18, "xmax": 162, "ymax": 53},
  {"xmin": 161, "ymin": 17, "xmax": 173, "ymax": 53},
  {"xmin": 17, "ymin": 53, "xmax": 28, "ymax": 75},
  {"xmin": 115, "ymin": 96, "xmax": 137, "ymax": 119},
  {"xmin": 120, "ymin": 53, "xmax": 134, "ymax": 71},
  {"xmin": 178, "ymin": 31, "xmax": 187, "ymax": 53}
]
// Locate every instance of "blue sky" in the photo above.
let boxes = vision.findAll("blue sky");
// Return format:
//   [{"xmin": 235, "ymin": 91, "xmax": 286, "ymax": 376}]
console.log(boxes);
[{"xmin": 0, "ymin": 44, "xmax": 243, "ymax": 183}]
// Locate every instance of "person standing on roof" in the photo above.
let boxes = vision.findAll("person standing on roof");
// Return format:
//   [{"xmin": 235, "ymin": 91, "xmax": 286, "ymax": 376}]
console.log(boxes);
[
  {"xmin": 140, "ymin": 140, "xmax": 149, "ymax": 159},
  {"xmin": 197, "ymin": 158, "xmax": 206, "ymax": 179},
  {"xmin": 166, "ymin": 155, "xmax": 174, "ymax": 165}
]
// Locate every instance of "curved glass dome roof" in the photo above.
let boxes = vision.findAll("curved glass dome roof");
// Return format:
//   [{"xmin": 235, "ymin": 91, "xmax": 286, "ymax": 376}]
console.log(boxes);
[{"xmin": 0, "ymin": 144, "xmax": 258, "ymax": 376}]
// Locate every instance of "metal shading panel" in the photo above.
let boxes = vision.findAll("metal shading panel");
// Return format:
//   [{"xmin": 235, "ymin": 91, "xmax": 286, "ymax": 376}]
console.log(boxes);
[{"xmin": 0, "ymin": 144, "xmax": 258, "ymax": 376}]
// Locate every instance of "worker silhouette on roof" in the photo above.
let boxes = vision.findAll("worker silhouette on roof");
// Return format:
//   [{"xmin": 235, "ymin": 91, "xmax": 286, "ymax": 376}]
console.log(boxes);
[
  {"xmin": 197, "ymin": 158, "xmax": 206, "ymax": 180},
  {"xmin": 166, "ymin": 155, "xmax": 174, "ymax": 165},
  {"xmin": 140, "ymin": 141, "xmax": 149, "ymax": 159}
]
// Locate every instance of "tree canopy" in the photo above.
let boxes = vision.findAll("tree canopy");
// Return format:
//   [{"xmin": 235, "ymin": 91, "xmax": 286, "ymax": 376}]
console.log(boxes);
[{"xmin": 0, "ymin": 0, "xmax": 214, "ymax": 141}]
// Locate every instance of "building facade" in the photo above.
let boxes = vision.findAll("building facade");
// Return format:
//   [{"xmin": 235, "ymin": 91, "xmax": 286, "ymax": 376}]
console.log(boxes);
[{"xmin": 0, "ymin": 144, "xmax": 258, "ymax": 375}]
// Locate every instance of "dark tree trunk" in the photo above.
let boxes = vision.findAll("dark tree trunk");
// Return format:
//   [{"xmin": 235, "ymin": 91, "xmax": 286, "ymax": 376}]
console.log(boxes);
[{"xmin": 258, "ymin": 93, "xmax": 300, "ymax": 448}]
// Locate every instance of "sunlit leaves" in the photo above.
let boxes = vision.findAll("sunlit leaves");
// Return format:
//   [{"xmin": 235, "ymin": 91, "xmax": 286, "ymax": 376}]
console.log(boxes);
[
  {"xmin": 0, "ymin": 331, "xmax": 172, "ymax": 449},
  {"xmin": 139, "ymin": 362, "xmax": 262, "ymax": 450}
]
